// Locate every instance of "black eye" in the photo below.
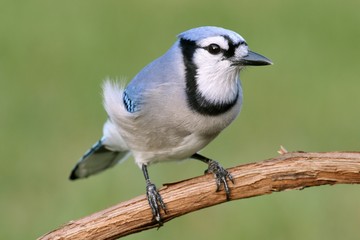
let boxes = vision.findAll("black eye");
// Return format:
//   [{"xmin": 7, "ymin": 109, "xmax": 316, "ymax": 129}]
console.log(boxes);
[{"xmin": 207, "ymin": 44, "xmax": 221, "ymax": 55}]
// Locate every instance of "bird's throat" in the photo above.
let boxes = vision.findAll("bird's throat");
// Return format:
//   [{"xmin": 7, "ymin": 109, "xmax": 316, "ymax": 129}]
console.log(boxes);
[{"xmin": 184, "ymin": 69, "xmax": 239, "ymax": 116}]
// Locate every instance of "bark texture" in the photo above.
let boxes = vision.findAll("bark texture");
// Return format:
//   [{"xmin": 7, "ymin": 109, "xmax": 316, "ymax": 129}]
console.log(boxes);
[{"xmin": 39, "ymin": 151, "xmax": 360, "ymax": 240}]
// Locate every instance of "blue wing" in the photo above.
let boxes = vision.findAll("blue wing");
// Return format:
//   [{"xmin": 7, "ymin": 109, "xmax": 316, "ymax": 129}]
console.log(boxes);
[{"xmin": 123, "ymin": 89, "xmax": 138, "ymax": 113}]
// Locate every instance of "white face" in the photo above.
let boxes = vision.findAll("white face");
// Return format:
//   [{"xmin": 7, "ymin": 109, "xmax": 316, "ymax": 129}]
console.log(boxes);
[{"xmin": 192, "ymin": 35, "xmax": 248, "ymax": 104}]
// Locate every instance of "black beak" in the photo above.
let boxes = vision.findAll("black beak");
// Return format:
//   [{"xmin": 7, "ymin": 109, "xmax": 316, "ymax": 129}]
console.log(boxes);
[{"xmin": 235, "ymin": 50, "xmax": 273, "ymax": 66}]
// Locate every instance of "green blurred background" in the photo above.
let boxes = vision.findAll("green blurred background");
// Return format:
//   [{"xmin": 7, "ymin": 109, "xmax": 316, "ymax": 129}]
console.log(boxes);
[{"xmin": 1, "ymin": 0, "xmax": 360, "ymax": 239}]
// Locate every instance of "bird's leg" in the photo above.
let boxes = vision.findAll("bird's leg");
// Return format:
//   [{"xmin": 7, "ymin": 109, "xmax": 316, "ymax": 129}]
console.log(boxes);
[
  {"xmin": 191, "ymin": 153, "xmax": 234, "ymax": 200},
  {"xmin": 142, "ymin": 164, "xmax": 167, "ymax": 225}
]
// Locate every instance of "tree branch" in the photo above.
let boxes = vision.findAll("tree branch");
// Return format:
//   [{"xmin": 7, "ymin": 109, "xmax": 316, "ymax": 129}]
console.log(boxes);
[{"xmin": 39, "ymin": 151, "xmax": 360, "ymax": 240}]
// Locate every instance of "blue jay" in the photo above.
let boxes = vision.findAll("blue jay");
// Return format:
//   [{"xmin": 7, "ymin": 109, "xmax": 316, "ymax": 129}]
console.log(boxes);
[{"xmin": 69, "ymin": 26, "xmax": 272, "ymax": 224}]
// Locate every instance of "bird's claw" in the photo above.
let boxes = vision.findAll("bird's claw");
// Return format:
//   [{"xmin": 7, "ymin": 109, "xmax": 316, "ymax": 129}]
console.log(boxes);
[
  {"xmin": 205, "ymin": 160, "xmax": 234, "ymax": 200},
  {"xmin": 146, "ymin": 182, "xmax": 167, "ymax": 226}
]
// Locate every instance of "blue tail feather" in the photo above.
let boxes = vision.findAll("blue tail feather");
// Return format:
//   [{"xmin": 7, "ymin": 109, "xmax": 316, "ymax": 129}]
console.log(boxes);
[{"xmin": 69, "ymin": 139, "xmax": 129, "ymax": 180}]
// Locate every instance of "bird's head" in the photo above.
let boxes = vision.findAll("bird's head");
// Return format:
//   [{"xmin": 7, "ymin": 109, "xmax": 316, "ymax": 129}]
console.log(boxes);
[
  {"xmin": 179, "ymin": 26, "xmax": 272, "ymax": 69},
  {"xmin": 177, "ymin": 26, "xmax": 272, "ymax": 116}
]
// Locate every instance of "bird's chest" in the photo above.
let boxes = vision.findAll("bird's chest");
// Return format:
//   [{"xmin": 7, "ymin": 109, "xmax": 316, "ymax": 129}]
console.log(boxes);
[
  {"xmin": 145, "ymin": 83, "xmax": 242, "ymax": 136},
  {"xmin": 187, "ymin": 96, "xmax": 242, "ymax": 137},
  {"xmin": 122, "ymin": 82, "xmax": 242, "ymax": 155}
]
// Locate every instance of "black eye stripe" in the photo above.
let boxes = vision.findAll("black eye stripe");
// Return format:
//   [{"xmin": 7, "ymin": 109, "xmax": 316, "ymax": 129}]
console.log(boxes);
[
  {"xmin": 181, "ymin": 35, "xmax": 246, "ymax": 60},
  {"xmin": 198, "ymin": 36, "xmax": 247, "ymax": 58},
  {"xmin": 223, "ymin": 35, "xmax": 250, "ymax": 58}
]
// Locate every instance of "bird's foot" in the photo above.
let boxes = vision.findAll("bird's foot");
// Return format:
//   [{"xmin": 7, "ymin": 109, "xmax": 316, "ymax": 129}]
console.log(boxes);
[
  {"xmin": 205, "ymin": 160, "xmax": 234, "ymax": 200},
  {"xmin": 146, "ymin": 182, "xmax": 167, "ymax": 226}
]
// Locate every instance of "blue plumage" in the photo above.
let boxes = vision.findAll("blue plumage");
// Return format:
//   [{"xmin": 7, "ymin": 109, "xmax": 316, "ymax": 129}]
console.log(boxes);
[{"xmin": 123, "ymin": 89, "xmax": 137, "ymax": 113}]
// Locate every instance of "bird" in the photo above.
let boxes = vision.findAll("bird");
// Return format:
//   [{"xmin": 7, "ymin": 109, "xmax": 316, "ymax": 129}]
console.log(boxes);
[{"xmin": 69, "ymin": 26, "xmax": 272, "ymax": 224}]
